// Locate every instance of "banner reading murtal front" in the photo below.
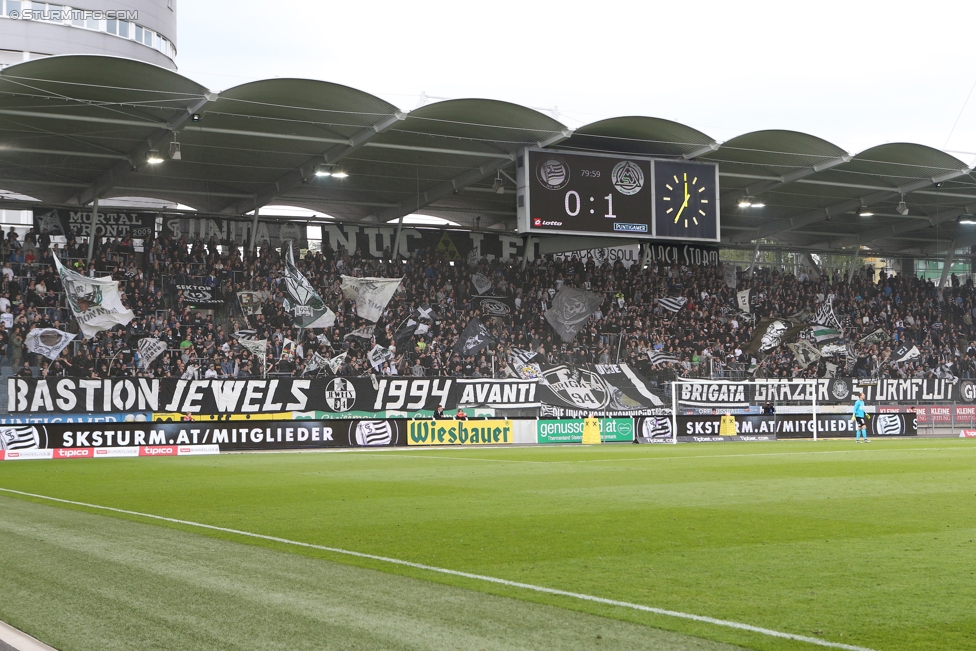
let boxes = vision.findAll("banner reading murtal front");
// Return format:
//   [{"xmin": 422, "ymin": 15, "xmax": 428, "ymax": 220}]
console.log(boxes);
[{"xmin": 407, "ymin": 419, "xmax": 513, "ymax": 445}]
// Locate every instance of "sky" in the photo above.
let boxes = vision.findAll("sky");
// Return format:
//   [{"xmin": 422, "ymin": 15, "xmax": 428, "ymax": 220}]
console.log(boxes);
[{"xmin": 175, "ymin": 0, "xmax": 976, "ymax": 164}]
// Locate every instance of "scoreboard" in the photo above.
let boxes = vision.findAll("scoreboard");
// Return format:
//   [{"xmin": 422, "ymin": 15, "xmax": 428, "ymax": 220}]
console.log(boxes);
[{"xmin": 516, "ymin": 149, "xmax": 720, "ymax": 242}]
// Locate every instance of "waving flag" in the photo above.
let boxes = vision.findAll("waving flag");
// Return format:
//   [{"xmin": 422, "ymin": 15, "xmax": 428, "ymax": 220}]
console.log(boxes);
[
  {"xmin": 137, "ymin": 337, "xmax": 167, "ymax": 368},
  {"xmin": 326, "ymin": 351, "xmax": 347, "ymax": 374},
  {"xmin": 25, "ymin": 327, "xmax": 76, "ymax": 360},
  {"xmin": 471, "ymin": 273, "xmax": 493, "ymax": 295},
  {"xmin": 656, "ymin": 296, "xmax": 688, "ymax": 313},
  {"xmin": 546, "ymin": 287, "xmax": 604, "ymax": 342},
  {"xmin": 891, "ymin": 345, "xmax": 921, "ymax": 364},
  {"xmin": 340, "ymin": 275, "xmax": 403, "ymax": 322},
  {"xmin": 54, "ymin": 254, "xmax": 133, "ymax": 338},
  {"xmin": 454, "ymin": 318, "xmax": 495, "ymax": 356},
  {"xmin": 284, "ymin": 243, "xmax": 335, "ymax": 328}
]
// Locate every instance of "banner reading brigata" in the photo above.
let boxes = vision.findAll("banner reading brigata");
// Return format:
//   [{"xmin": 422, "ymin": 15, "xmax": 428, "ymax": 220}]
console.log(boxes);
[
  {"xmin": 677, "ymin": 377, "xmax": 959, "ymax": 407},
  {"xmin": 0, "ymin": 419, "xmax": 406, "ymax": 453},
  {"xmin": 407, "ymin": 419, "xmax": 514, "ymax": 445}
]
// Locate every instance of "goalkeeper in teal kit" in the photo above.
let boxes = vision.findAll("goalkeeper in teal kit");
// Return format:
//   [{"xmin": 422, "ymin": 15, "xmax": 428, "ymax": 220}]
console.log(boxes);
[{"xmin": 852, "ymin": 392, "xmax": 869, "ymax": 442}]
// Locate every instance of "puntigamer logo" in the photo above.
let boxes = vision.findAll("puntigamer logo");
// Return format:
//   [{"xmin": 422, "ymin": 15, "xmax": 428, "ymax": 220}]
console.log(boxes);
[{"xmin": 407, "ymin": 419, "xmax": 513, "ymax": 445}]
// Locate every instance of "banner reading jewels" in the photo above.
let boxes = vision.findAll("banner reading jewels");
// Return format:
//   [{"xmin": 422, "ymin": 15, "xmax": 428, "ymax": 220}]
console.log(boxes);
[{"xmin": 0, "ymin": 419, "xmax": 407, "ymax": 452}]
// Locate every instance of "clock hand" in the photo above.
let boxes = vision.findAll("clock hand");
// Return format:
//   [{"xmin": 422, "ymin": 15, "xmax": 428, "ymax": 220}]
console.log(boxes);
[{"xmin": 674, "ymin": 194, "xmax": 689, "ymax": 223}]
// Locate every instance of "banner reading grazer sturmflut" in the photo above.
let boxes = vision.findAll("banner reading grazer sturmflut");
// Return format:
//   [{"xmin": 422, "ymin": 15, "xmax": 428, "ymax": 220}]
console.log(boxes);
[
  {"xmin": 407, "ymin": 419, "xmax": 513, "ymax": 445},
  {"xmin": 536, "ymin": 418, "xmax": 634, "ymax": 444}
]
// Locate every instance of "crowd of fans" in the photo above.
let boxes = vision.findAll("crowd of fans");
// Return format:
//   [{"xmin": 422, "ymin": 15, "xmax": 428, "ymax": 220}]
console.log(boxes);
[{"xmin": 2, "ymin": 223, "xmax": 975, "ymax": 386}]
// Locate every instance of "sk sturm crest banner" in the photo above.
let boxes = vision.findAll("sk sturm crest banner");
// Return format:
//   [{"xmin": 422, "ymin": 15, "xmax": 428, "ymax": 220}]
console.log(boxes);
[
  {"xmin": 53, "ymin": 255, "xmax": 134, "ymax": 339},
  {"xmin": 340, "ymin": 275, "xmax": 403, "ymax": 323},
  {"xmin": 545, "ymin": 287, "xmax": 604, "ymax": 342},
  {"xmin": 284, "ymin": 243, "xmax": 336, "ymax": 328},
  {"xmin": 473, "ymin": 295, "xmax": 515, "ymax": 318}
]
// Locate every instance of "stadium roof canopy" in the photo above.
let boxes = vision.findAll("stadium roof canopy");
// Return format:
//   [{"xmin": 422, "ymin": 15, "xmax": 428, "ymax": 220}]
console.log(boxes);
[{"xmin": 1, "ymin": 54, "xmax": 975, "ymax": 257}]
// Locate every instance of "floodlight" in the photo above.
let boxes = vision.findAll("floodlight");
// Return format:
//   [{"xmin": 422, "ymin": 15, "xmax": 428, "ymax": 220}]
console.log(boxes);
[
  {"xmin": 856, "ymin": 207, "xmax": 873, "ymax": 217},
  {"xmin": 492, "ymin": 171, "xmax": 504, "ymax": 194},
  {"xmin": 168, "ymin": 141, "xmax": 181, "ymax": 160},
  {"xmin": 896, "ymin": 200, "xmax": 909, "ymax": 216},
  {"xmin": 191, "ymin": 113, "xmax": 201, "ymax": 122},
  {"xmin": 146, "ymin": 149, "xmax": 163, "ymax": 164},
  {"xmin": 331, "ymin": 170, "xmax": 349, "ymax": 178},
  {"xmin": 314, "ymin": 165, "xmax": 331, "ymax": 177},
  {"xmin": 958, "ymin": 214, "xmax": 976, "ymax": 225},
  {"xmin": 738, "ymin": 196, "xmax": 753, "ymax": 208},
  {"xmin": 751, "ymin": 199, "xmax": 765, "ymax": 208}
]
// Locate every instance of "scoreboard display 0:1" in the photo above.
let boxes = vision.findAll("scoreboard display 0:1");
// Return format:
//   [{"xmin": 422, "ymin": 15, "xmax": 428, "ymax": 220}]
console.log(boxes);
[{"xmin": 523, "ymin": 150, "xmax": 653, "ymax": 238}]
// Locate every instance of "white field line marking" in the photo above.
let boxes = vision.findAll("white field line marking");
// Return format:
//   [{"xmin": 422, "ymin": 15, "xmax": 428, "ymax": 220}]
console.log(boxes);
[
  {"xmin": 368, "ymin": 446, "xmax": 970, "ymax": 466},
  {"xmin": 0, "ymin": 487, "xmax": 876, "ymax": 651}
]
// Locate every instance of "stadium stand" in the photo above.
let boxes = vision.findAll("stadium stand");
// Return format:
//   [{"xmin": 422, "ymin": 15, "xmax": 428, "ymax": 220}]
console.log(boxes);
[{"xmin": 3, "ymin": 225, "xmax": 970, "ymax": 387}]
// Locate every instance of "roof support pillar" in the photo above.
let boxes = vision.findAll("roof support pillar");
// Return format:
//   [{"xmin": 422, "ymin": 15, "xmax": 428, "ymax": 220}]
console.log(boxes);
[{"xmin": 86, "ymin": 196, "xmax": 98, "ymax": 262}]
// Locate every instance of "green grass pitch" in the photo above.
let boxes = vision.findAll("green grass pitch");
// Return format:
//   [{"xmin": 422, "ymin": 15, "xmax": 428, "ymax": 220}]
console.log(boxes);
[{"xmin": 1, "ymin": 439, "xmax": 975, "ymax": 651}]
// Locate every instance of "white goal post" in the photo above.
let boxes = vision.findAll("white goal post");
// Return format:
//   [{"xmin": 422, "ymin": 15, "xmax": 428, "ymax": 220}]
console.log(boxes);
[{"xmin": 670, "ymin": 378, "xmax": 820, "ymax": 443}]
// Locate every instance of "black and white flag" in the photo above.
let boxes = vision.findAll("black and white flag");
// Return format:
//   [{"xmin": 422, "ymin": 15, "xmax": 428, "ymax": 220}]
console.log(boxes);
[
  {"xmin": 238, "ymin": 291, "xmax": 263, "ymax": 315},
  {"xmin": 368, "ymin": 344, "xmax": 395, "ymax": 370},
  {"xmin": 859, "ymin": 328, "xmax": 891, "ymax": 345},
  {"xmin": 813, "ymin": 298, "xmax": 842, "ymax": 330},
  {"xmin": 656, "ymin": 296, "xmax": 688, "ymax": 313},
  {"xmin": 546, "ymin": 287, "xmax": 604, "ymax": 342},
  {"xmin": 0, "ymin": 425, "xmax": 40, "ymax": 451},
  {"xmin": 722, "ymin": 264, "xmax": 737, "ymax": 289},
  {"xmin": 647, "ymin": 351, "xmax": 681, "ymax": 365},
  {"xmin": 137, "ymin": 337, "xmax": 167, "ymax": 368},
  {"xmin": 417, "ymin": 304, "xmax": 436, "ymax": 321},
  {"xmin": 509, "ymin": 348, "xmax": 537, "ymax": 367},
  {"xmin": 786, "ymin": 340, "xmax": 821, "ymax": 369},
  {"xmin": 238, "ymin": 338, "xmax": 268, "ymax": 362},
  {"xmin": 454, "ymin": 318, "xmax": 495, "ymax": 356},
  {"xmin": 824, "ymin": 361, "xmax": 838, "ymax": 378},
  {"xmin": 473, "ymin": 295, "xmax": 514, "ymax": 318},
  {"xmin": 891, "ymin": 345, "xmax": 921, "ymax": 364},
  {"xmin": 304, "ymin": 352, "xmax": 330, "ymax": 375},
  {"xmin": 340, "ymin": 275, "xmax": 403, "ymax": 322},
  {"xmin": 845, "ymin": 341, "xmax": 857, "ymax": 373},
  {"xmin": 326, "ymin": 351, "xmax": 347, "ymax": 374},
  {"xmin": 25, "ymin": 327, "xmax": 76, "ymax": 360},
  {"xmin": 344, "ymin": 325, "xmax": 375, "ymax": 343},
  {"xmin": 736, "ymin": 289, "xmax": 751, "ymax": 313},
  {"xmin": 284, "ymin": 243, "xmax": 336, "ymax": 328},
  {"xmin": 471, "ymin": 273, "xmax": 493, "ymax": 295}
]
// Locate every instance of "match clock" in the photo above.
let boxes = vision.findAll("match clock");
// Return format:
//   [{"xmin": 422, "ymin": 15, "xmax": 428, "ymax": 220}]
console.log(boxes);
[{"xmin": 652, "ymin": 160, "xmax": 720, "ymax": 241}]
